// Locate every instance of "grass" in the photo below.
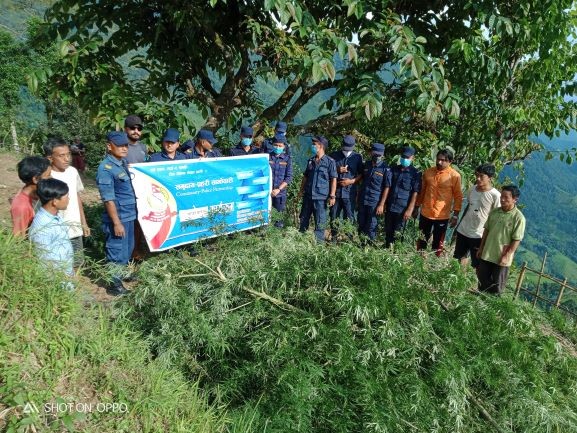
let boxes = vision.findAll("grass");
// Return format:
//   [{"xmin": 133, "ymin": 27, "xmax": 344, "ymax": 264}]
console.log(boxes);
[{"xmin": 0, "ymin": 229, "xmax": 224, "ymax": 433}]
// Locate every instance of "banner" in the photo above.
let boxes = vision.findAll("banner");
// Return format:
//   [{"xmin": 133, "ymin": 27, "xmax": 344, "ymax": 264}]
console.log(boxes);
[{"xmin": 129, "ymin": 154, "xmax": 271, "ymax": 251}]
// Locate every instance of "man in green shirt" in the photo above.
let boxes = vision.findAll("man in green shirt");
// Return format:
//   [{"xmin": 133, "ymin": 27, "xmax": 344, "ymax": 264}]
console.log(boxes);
[{"xmin": 476, "ymin": 185, "xmax": 525, "ymax": 294}]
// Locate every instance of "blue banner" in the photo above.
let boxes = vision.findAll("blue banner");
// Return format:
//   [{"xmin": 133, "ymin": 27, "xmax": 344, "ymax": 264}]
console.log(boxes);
[{"xmin": 129, "ymin": 155, "xmax": 271, "ymax": 251}]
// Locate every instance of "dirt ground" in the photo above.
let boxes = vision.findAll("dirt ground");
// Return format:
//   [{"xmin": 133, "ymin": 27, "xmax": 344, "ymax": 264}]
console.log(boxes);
[{"xmin": 0, "ymin": 151, "xmax": 124, "ymax": 302}]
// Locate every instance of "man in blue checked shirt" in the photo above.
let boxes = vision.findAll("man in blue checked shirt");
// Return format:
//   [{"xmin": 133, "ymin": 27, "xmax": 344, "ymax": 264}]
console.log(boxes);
[
  {"xmin": 268, "ymin": 134, "xmax": 293, "ymax": 228},
  {"xmin": 29, "ymin": 178, "xmax": 75, "ymax": 290},
  {"xmin": 329, "ymin": 135, "xmax": 363, "ymax": 241},
  {"xmin": 96, "ymin": 132, "xmax": 137, "ymax": 296}
]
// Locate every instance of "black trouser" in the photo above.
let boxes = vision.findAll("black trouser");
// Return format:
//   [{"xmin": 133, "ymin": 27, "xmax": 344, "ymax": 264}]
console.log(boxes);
[
  {"xmin": 417, "ymin": 214, "xmax": 448, "ymax": 256},
  {"xmin": 477, "ymin": 259, "xmax": 509, "ymax": 294},
  {"xmin": 384, "ymin": 211, "xmax": 406, "ymax": 247}
]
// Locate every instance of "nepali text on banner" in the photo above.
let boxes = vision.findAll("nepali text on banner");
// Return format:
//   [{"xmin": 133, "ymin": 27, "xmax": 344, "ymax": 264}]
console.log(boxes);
[{"xmin": 129, "ymin": 154, "xmax": 271, "ymax": 251}]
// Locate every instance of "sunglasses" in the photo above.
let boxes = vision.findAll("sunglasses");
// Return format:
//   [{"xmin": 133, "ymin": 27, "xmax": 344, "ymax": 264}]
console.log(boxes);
[{"xmin": 128, "ymin": 125, "xmax": 143, "ymax": 131}]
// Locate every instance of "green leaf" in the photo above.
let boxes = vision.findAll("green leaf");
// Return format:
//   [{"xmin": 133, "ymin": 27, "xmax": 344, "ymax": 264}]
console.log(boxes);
[
  {"xmin": 312, "ymin": 62, "xmax": 323, "ymax": 83},
  {"xmin": 347, "ymin": 44, "xmax": 357, "ymax": 63},
  {"xmin": 415, "ymin": 36, "xmax": 427, "ymax": 44},
  {"xmin": 347, "ymin": 1, "xmax": 358, "ymax": 17}
]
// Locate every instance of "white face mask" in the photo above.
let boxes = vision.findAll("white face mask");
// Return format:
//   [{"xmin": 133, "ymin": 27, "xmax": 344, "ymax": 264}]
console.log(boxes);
[{"xmin": 343, "ymin": 150, "xmax": 352, "ymax": 157}]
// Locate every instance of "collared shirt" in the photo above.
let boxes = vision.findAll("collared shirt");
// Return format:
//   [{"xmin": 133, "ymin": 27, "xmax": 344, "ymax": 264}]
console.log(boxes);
[
  {"xmin": 481, "ymin": 206, "xmax": 525, "ymax": 267},
  {"xmin": 229, "ymin": 143, "xmax": 260, "ymax": 156},
  {"xmin": 329, "ymin": 150, "xmax": 363, "ymax": 199},
  {"xmin": 29, "ymin": 207, "xmax": 74, "ymax": 276},
  {"xmin": 269, "ymin": 152, "xmax": 293, "ymax": 197},
  {"xmin": 96, "ymin": 154, "xmax": 137, "ymax": 223},
  {"xmin": 359, "ymin": 160, "xmax": 392, "ymax": 206},
  {"xmin": 417, "ymin": 166, "xmax": 463, "ymax": 220},
  {"xmin": 184, "ymin": 146, "xmax": 223, "ymax": 159},
  {"xmin": 148, "ymin": 151, "xmax": 188, "ymax": 162},
  {"xmin": 126, "ymin": 141, "xmax": 148, "ymax": 164},
  {"xmin": 303, "ymin": 155, "xmax": 337, "ymax": 200},
  {"xmin": 387, "ymin": 164, "xmax": 422, "ymax": 213}
]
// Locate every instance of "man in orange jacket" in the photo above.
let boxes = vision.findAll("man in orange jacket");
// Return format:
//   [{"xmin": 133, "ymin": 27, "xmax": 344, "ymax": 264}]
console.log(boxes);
[{"xmin": 414, "ymin": 149, "xmax": 463, "ymax": 256}]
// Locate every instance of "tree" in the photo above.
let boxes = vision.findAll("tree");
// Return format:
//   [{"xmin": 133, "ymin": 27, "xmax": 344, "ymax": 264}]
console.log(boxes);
[{"xmin": 31, "ymin": 0, "xmax": 577, "ymax": 167}]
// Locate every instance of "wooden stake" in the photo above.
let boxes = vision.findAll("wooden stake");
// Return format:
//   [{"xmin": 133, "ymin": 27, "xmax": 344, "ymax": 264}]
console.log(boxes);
[
  {"xmin": 514, "ymin": 262, "xmax": 527, "ymax": 299},
  {"xmin": 532, "ymin": 252, "xmax": 547, "ymax": 307}
]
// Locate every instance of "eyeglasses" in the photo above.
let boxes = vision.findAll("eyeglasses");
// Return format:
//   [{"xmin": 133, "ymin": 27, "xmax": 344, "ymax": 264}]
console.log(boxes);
[{"xmin": 128, "ymin": 125, "xmax": 143, "ymax": 131}]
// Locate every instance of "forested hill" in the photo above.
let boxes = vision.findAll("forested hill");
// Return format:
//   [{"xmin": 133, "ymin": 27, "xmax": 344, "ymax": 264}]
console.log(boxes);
[{"xmin": 502, "ymin": 132, "xmax": 577, "ymax": 286}]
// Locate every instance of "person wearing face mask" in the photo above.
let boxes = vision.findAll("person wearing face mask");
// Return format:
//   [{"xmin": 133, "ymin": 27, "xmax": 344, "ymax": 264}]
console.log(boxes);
[
  {"xmin": 382, "ymin": 146, "xmax": 422, "ymax": 248},
  {"xmin": 328, "ymin": 135, "xmax": 363, "ymax": 241},
  {"xmin": 229, "ymin": 126, "xmax": 260, "ymax": 156},
  {"xmin": 268, "ymin": 134, "xmax": 293, "ymax": 228},
  {"xmin": 414, "ymin": 148, "xmax": 463, "ymax": 256},
  {"xmin": 261, "ymin": 121, "xmax": 291, "ymax": 155},
  {"xmin": 298, "ymin": 136, "xmax": 337, "ymax": 242},
  {"xmin": 181, "ymin": 129, "xmax": 223, "ymax": 159},
  {"xmin": 357, "ymin": 143, "xmax": 392, "ymax": 242}
]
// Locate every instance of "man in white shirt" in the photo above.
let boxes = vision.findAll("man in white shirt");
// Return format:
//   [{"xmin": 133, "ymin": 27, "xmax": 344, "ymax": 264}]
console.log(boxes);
[
  {"xmin": 453, "ymin": 164, "xmax": 501, "ymax": 271},
  {"xmin": 43, "ymin": 138, "xmax": 90, "ymax": 267}
]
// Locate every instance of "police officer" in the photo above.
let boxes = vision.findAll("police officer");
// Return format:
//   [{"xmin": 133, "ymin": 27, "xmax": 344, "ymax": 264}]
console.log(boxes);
[
  {"xmin": 298, "ymin": 136, "xmax": 337, "ymax": 242},
  {"xmin": 329, "ymin": 135, "xmax": 363, "ymax": 240},
  {"xmin": 262, "ymin": 121, "xmax": 291, "ymax": 155},
  {"xmin": 124, "ymin": 115, "xmax": 147, "ymax": 164},
  {"xmin": 229, "ymin": 126, "xmax": 260, "ymax": 156},
  {"xmin": 181, "ymin": 129, "xmax": 223, "ymax": 158},
  {"xmin": 149, "ymin": 128, "xmax": 187, "ymax": 162},
  {"xmin": 96, "ymin": 132, "xmax": 137, "ymax": 296},
  {"xmin": 269, "ymin": 133, "xmax": 293, "ymax": 228},
  {"xmin": 383, "ymin": 146, "xmax": 421, "ymax": 247},
  {"xmin": 357, "ymin": 143, "xmax": 392, "ymax": 242}
]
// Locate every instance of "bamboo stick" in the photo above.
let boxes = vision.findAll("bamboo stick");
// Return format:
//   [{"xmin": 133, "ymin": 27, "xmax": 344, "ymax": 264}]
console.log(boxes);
[
  {"xmin": 532, "ymin": 252, "xmax": 547, "ymax": 307},
  {"xmin": 555, "ymin": 278, "xmax": 568, "ymax": 308},
  {"xmin": 514, "ymin": 262, "xmax": 527, "ymax": 299}
]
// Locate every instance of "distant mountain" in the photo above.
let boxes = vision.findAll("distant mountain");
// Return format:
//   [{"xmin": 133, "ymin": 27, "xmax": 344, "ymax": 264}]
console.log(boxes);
[{"xmin": 501, "ymin": 132, "xmax": 577, "ymax": 286}]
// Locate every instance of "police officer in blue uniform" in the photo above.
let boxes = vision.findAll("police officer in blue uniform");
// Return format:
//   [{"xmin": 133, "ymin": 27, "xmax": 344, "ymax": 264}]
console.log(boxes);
[
  {"xmin": 298, "ymin": 136, "xmax": 337, "ymax": 242},
  {"xmin": 384, "ymin": 146, "xmax": 421, "ymax": 247},
  {"xmin": 149, "ymin": 128, "xmax": 187, "ymax": 162},
  {"xmin": 181, "ymin": 129, "xmax": 223, "ymax": 158},
  {"xmin": 357, "ymin": 143, "xmax": 392, "ymax": 242},
  {"xmin": 329, "ymin": 135, "xmax": 363, "ymax": 240},
  {"xmin": 96, "ymin": 132, "xmax": 137, "ymax": 296},
  {"xmin": 269, "ymin": 134, "xmax": 293, "ymax": 228},
  {"xmin": 229, "ymin": 126, "xmax": 260, "ymax": 156},
  {"xmin": 262, "ymin": 121, "xmax": 291, "ymax": 155}
]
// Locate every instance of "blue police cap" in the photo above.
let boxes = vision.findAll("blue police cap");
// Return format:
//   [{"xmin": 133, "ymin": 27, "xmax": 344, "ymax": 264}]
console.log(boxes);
[
  {"xmin": 273, "ymin": 133, "xmax": 287, "ymax": 144},
  {"xmin": 371, "ymin": 143, "xmax": 385, "ymax": 155},
  {"xmin": 241, "ymin": 125, "xmax": 254, "ymax": 137},
  {"xmin": 275, "ymin": 121, "xmax": 287, "ymax": 133},
  {"xmin": 401, "ymin": 146, "xmax": 415, "ymax": 157},
  {"xmin": 312, "ymin": 135, "xmax": 329, "ymax": 148},
  {"xmin": 162, "ymin": 128, "xmax": 180, "ymax": 142},
  {"xmin": 342, "ymin": 135, "xmax": 356, "ymax": 150},
  {"xmin": 197, "ymin": 129, "xmax": 217, "ymax": 144},
  {"xmin": 107, "ymin": 131, "xmax": 129, "ymax": 146}
]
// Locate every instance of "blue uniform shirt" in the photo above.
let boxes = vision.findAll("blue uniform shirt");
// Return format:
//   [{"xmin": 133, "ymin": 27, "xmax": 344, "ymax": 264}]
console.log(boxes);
[
  {"xmin": 303, "ymin": 155, "xmax": 337, "ymax": 200},
  {"xmin": 269, "ymin": 152, "xmax": 293, "ymax": 197},
  {"xmin": 229, "ymin": 143, "xmax": 260, "ymax": 156},
  {"xmin": 148, "ymin": 151, "xmax": 188, "ymax": 162},
  {"xmin": 387, "ymin": 164, "xmax": 422, "ymax": 213},
  {"xmin": 329, "ymin": 150, "xmax": 363, "ymax": 199},
  {"xmin": 359, "ymin": 160, "xmax": 392, "ymax": 206},
  {"xmin": 185, "ymin": 146, "xmax": 223, "ymax": 159},
  {"xmin": 96, "ymin": 154, "xmax": 137, "ymax": 223}
]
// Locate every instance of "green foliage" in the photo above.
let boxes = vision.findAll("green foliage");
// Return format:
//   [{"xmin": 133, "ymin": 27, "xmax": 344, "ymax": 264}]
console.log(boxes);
[
  {"xmin": 126, "ymin": 229, "xmax": 577, "ymax": 432},
  {"xmin": 0, "ymin": 229, "xmax": 224, "ymax": 432}
]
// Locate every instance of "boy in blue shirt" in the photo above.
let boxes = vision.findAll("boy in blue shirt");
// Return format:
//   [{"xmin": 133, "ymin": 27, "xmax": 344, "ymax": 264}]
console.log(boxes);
[
  {"xmin": 96, "ymin": 132, "xmax": 137, "ymax": 296},
  {"xmin": 29, "ymin": 178, "xmax": 75, "ymax": 290}
]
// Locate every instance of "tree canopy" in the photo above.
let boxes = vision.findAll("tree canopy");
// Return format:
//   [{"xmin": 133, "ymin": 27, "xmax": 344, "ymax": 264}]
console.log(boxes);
[{"xmin": 31, "ymin": 0, "xmax": 577, "ymax": 166}]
